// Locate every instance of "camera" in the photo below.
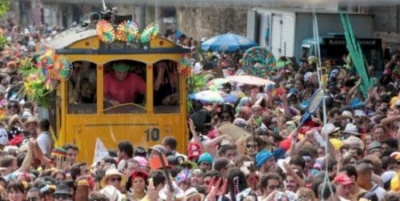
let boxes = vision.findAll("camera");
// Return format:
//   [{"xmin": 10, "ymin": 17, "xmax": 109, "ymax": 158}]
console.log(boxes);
[{"xmin": 275, "ymin": 192, "xmax": 285, "ymax": 201}]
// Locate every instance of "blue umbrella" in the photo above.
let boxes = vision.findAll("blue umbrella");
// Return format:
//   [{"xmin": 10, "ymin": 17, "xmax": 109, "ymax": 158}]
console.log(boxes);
[
  {"xmin": 223, "ymin": 94, "xmax": 239, "ymax": 104},
  {"xmin": 201, "ymin": 33, "xmax": 257, "ymax": 52},
  {"xmin": 175, "ymin": 29, "xmax": 183, "ymax": 38}
]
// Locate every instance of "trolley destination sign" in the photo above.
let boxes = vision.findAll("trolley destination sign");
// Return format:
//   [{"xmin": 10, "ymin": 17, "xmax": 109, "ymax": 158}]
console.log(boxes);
[{"xmin": 99, "ymin": 41, "xmax": 141, "ymax": 50}]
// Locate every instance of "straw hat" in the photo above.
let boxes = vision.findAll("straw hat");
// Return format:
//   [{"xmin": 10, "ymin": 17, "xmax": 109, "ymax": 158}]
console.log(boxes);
[
  {"xmin": 321, "ymin": 123, "xmax": 340, "ymax": 135},
  {"xmin": 183, "ymin": 188, "xmax": 204, "ymax": 201},
  {"xmin": 26, "ymin": 116, "xmax": 39, "ymax": 125},
  {"xmin": 99, "ymin": 185, "xmax": 126, "ymax": 201},
  {"xmin": 341, "ymin": 111, "xmax": 353, "ymax": 120},
  {"xmin": 8, "ymin": 114, "xmax": 19, "ymax": 127},
  {"xmin": 344, "ymin": 136, "xmax": 364, "ymax": 150},
  {"xmin": 343, "ymin": 124, "xmax": 359, "ymax": 136},
  {"xmin": 292, "ymin": 116, "xmax": 302, "ymax": 125},
  {"xmin": 100, "ymin": 165, "xmax": 127, "ymax": 188}
]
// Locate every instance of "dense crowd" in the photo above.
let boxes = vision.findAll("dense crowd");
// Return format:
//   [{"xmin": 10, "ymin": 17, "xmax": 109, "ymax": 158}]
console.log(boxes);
[{"xmin": 1, "ymin": 15, "xmax": 400, "ymax": 201}]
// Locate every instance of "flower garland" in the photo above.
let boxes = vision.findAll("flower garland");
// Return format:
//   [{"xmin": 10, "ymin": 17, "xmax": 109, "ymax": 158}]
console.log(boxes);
[
  {"xmin": 19, "ymin": 46, "xmax": 73, "ymax": 108},
  {"xmin": 19, "ymin": 60, "xmax": 53, "ymax": 107}
]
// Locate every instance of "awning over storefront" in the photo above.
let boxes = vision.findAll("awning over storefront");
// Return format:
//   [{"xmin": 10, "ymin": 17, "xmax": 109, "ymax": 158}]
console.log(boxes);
[{"xmin": 375, "ymin": 31, "xmax": 400, "ymax": 50}]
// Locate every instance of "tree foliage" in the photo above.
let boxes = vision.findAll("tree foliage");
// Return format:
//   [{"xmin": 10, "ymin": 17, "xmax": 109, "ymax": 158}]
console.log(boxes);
[{"xmin": 0, "ymin": 0, "xmax": 9, "ymax": 17}]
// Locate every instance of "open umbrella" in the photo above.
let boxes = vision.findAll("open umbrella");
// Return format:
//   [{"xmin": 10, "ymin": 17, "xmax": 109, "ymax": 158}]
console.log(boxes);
[
  {"xmin": 222, "ymin": 94, "xmax": 239, "ymax": 104},
  {"xmin": 201, "ymin": 33, "xmax": 257, "ymax": 52},
  {"xmin": 189, "ymin": 90, "xmax": 224, "ymax": 103},
  {"xmin": 226, "ymin": 75, "xmax": 275, "ymax": 86},
  {"xmin": 207, "ymin": 78, "xmax": 229, "ymax": 88}
]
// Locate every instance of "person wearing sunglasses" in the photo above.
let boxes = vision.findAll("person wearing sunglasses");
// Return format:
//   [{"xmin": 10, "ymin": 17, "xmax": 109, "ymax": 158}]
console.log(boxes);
[
  {"xmin": 100, "ymin": 165, "xmax": 128, "ymax": 191},
  {"xmin": 218, "ymin": 103, "xmax": 235, "ymax": 123},
  {"xmin": 6, "ymin": 100, "xmax": 20, "ymax": 117},
  {"xmin": 258, "ymin": 173, "xmax": 283, "ymax": 200},
  {"xmin": 245, "ymin": 136, "xmax": 263, "ymax": 157}
]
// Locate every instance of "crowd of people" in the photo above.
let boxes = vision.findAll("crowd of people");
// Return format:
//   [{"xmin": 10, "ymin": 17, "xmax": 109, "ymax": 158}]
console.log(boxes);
[{"xmin": 1, "ymin": 12, "xmax": 400, "ymax": 201}]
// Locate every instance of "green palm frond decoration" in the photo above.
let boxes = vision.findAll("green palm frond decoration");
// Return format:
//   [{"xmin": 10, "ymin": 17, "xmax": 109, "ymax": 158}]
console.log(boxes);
[
  {"xmin": 18, "ymin": 58, "xmax": 36, "ymax": 76},
  {"xmin": 187, "ymin": 73, "xmax": 207, "ymax": 112},
  {"xmin": 340, "ymin": 11, "xmax": 373, "ymax": 98},
  {"xmin": 19, "ymin": 59, "xmax": 53, "ymax": 108}
]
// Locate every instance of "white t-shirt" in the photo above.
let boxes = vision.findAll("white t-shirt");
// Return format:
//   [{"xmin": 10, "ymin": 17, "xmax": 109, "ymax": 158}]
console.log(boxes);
[
  {"xmin": 37, "ymin": 131, "xmax": 52, "ymax": 157},
  {"xmin": 117, "ymin": 159, "xmax": 126, "ymax": 171},
  {"xmin": 370, "ymin": 184, "xmax": 386, "ymax": 200}
]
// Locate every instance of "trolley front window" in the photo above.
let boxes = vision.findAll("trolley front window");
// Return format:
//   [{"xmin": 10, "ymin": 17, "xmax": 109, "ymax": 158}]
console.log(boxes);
[{"xmin": 103, "ymin": 59, "xmax": 147, "ymax": 114}]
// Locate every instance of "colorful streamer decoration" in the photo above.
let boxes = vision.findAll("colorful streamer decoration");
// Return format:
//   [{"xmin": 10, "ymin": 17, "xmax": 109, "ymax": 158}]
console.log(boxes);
[
  {"xmin": 56, "ymin": 56, "xmax": 73, "ymax": 80},
  {"xmin": 117, "ymin": 20, "xmax": 139, "ymax": 42},
  {"xmin": 178, "ymin": 55, "xmax": 191, "ymax": 75},
  {"xmin": 115, "ymin": 30, "xmax": 126, "ymax": 42},
  {"xmin": 241, "ymin": 47, "xmax": 276, "ymax": 78},
  {"xmin": 96, "ymin": 20, "xmax": 115, "ymax": 43},
  {"xmin": 37, "ymin": 50, "xmax": 55, "ymax": 69},
  {"xmin": 20, "ymin": 42, "xmax": 75, "ymax": 108},
  {"xmin": 140, "ymin": 23, "xmax": 159, "ymax": 43}
]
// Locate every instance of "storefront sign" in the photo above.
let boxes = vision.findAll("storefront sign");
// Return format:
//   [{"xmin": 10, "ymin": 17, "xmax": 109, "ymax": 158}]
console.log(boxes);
[{"xmin": 326, "ymin": 38, "xmax": 379, "ymax": 46}]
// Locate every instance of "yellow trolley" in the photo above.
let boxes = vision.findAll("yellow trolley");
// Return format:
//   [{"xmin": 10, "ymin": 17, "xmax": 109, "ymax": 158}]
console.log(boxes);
[{"xmin": 45, "ymin": 28, "xmax": 190, "ymax": 162}]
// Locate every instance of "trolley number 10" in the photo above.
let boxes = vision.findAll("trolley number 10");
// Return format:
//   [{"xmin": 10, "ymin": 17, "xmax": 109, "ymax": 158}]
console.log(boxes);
[{"xmin": 144, "ymin": 128, "xmax": 160, "ymax": 142}]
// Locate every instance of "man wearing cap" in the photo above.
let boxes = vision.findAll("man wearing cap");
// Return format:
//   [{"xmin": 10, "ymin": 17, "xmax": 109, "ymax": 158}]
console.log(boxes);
[
  {"xmin": 104, "ymin": 63, "xmax": 146, "ymax": 106},
  {"xmin": 255, "ymin": 149, "xmax": 276, "ymax": 174},
  {"xmin": 367, "ymin": 141, "xmax": 382, "ymax": 157},
  {"xmin": 53, "ymin": 184, "xmax": 73, "ymax": 201},
  {"xmin": 333, "ymin": 173, "xmax": 353, "ymax": 200}
]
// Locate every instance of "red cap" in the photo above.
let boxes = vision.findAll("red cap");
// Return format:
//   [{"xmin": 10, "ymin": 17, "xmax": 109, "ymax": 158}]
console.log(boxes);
[
  {"xmin": 333, "ymin": 173, "xmax": 353, "ymax": 186},
  {"xmin": 278, "ymin": 138, "xmax": 292, "ymax": 151},
  {"xmin": 188, "ymin": 142, "xmax": 201, "ymax": 159}
]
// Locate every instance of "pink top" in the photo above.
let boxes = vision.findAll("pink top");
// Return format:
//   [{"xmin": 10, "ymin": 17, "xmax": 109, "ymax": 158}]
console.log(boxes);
[{"xmin": 104, "ymin": 73, "xmax": 146, "ymax": 104}]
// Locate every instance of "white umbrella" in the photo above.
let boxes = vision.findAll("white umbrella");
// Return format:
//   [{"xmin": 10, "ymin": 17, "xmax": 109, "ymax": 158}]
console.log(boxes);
[
  {"xmin": 207, "ymin": 78, "xmax": 229, "ymax": 88},
  {"xmin": 189, "ymin": 90, "xmax": 224, "ymax": 103},
  {"xmin": 226, "ymin": 75, "xmax": 275, "ymax": 86}
]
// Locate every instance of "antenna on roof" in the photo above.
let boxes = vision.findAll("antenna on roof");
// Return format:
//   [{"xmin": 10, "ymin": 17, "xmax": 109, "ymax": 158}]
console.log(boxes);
[
  {"xmin": 101, "ymin": 0, "xmax": 107, "ymax": 11},
  {"xmin": 99, "ymin": 0, "xmax": 112, "ymax": 21}
]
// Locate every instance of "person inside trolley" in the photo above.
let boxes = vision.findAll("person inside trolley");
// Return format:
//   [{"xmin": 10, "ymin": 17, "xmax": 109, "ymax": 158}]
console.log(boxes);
[{"xmin": 104, "ymin": 63, "xmax": 146, "ymax": 106}]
